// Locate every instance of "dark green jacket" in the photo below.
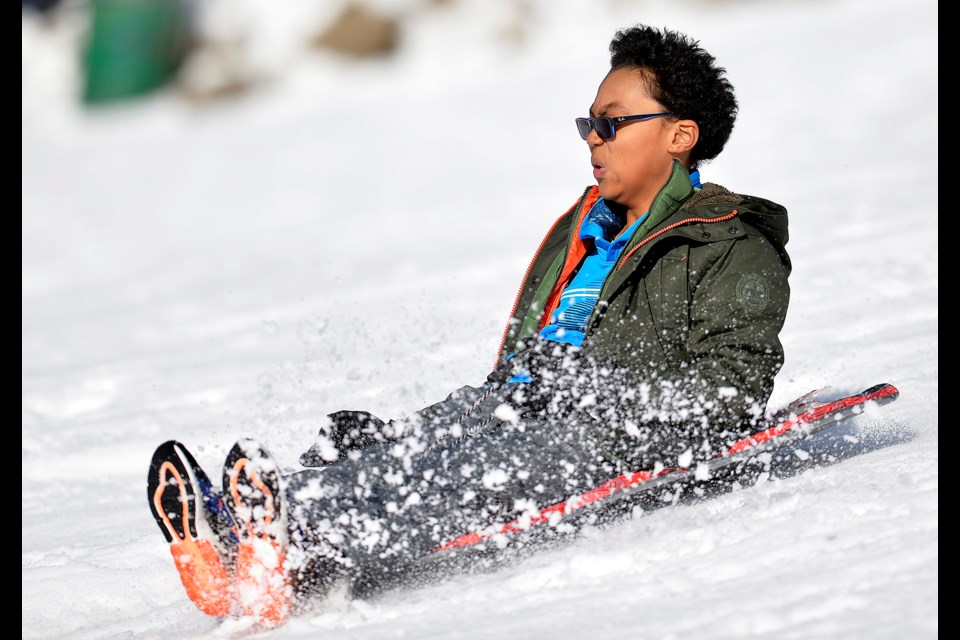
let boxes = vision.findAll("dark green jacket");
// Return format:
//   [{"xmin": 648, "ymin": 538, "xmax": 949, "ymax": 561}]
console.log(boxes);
[{"xmin": 497, "ymin": 161, "xmax": 792, "ymax": 469}]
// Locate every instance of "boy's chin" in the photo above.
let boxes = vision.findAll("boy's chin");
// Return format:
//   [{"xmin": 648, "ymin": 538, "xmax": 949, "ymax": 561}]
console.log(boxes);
[{"xmin": 597, "ymin": 182, "xmax": 619, "ymax": 202}]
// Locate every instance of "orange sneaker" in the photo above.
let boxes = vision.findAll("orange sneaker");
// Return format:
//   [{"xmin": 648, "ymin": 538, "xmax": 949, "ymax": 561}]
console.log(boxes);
[
  {"xmin": 147, "ymin": 441, "xmax": 236, "ymax": 617},
  {"xmin": 222, "ymin": 439, "xmax": 293, "ymax": 627}
]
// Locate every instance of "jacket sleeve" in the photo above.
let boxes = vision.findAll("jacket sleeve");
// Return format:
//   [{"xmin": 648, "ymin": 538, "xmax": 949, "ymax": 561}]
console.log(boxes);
[{"xmin": 520, "ymin": 232, "xmax": 791, "ymax": 471}]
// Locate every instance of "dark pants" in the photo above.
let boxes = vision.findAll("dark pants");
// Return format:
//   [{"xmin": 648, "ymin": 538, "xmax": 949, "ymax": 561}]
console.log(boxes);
[{"xmin": 282, "ymin": 379, "xmax": 619, "ymax": 600}]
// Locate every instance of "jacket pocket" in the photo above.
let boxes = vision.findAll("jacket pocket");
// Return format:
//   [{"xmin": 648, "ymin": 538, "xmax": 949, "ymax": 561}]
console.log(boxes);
[{"xmin": 648, "ymin": 244, "xmax": 691, "ymax": 362}]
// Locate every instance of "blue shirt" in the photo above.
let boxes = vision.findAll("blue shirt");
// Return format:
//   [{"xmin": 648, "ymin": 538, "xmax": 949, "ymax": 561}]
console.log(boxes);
[
  {"xmin": 537, "ymin": 199, "xmax": 643, "ymax": 347},
  {"xmin": 507, "ymin": 171, "xmax": 701, "ymax": 382},
  {"xmin": 538, "ymin": 170, "xmax": 701, "ymax": 347}
]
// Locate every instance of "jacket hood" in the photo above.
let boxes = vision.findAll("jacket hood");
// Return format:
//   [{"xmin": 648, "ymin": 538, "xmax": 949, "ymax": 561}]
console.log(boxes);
[{"xmin": 683, "ymin": 182, "xmax": 791, "ymax": 271}]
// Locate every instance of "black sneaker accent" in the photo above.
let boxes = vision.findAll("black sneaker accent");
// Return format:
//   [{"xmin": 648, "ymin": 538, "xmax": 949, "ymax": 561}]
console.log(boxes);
[
  {"xmin": 146, "ymin": 440, "xmax": 236, "ymax": 618},
  {"xmin": 222, "ymin": 438, "xmax": 292, "ymax": 626},
  {"xmin": 147, "ymin": 440, "xmax": 235, "ymax": 551}
]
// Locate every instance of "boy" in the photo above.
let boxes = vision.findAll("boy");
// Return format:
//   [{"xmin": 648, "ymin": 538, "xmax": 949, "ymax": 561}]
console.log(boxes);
[{"xmin": 148, "ymin": 24, "xmax": 790, "ymax": 628}]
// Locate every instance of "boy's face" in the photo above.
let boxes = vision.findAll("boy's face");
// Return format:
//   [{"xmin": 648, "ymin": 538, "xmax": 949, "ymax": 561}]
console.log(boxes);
[{"xmin": 587, "ymin": 67, "xmax": 679, "ymax": 216}]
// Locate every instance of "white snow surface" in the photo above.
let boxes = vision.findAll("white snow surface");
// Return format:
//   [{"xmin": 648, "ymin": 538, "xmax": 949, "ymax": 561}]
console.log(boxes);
[{"xmin": 22, "ymin": 0, "xmax": 938, "ymax": 638}]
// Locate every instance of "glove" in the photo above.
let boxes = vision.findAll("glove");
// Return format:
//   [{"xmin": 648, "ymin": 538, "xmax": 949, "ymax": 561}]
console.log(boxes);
[
  {"xmin": 487, "ymin": 342, "xmax": 586, "ymax": 416},
  {"xmin": 299, "ymin": 410, "xmax": 390, "ymax": 467}
]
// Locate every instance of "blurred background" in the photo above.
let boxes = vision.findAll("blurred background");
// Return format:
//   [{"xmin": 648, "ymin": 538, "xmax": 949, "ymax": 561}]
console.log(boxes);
[
  {"xmin": 22, "ymin": 0, "xmax": 937, "ymax": 451},
  {"xmin": 23, "ymin": 0, "xmax": 629, "ymax": 118},
  {"xmin": 23, "ymin": 0, "xmax": 502, "ymax": 110}
]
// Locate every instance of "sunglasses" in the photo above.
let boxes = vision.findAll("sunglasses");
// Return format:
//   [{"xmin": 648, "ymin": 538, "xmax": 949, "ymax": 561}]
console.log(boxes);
[{"xmin": 575, "ymin": 112, "xmax": 675, "ymax": 140}]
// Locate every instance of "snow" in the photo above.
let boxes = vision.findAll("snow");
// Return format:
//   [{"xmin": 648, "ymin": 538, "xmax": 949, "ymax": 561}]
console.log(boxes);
[{"xmin": 22, "ymin": 0, "xmax": 937, "ymax": 638}]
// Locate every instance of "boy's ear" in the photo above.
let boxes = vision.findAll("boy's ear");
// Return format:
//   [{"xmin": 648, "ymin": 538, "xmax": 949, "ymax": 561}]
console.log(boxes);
[{"xmin": 669, "ymin": 119, "xmax": 699, "ymax": 155}]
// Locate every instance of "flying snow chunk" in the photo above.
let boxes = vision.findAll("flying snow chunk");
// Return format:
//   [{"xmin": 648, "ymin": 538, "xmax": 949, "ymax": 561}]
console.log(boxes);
[
  {"xmin": 312, "ymin": 435, "xmax": 340, "ymax": 462},
  {"xmin": 482, "ymin": 468, "xmax": 508, "ymax": 491},
  {"xmin": 678, "ymin": 449, "xmax": 694, "ymax": 468},
  {"xmin": 694, "ymin": 462, "xmax": 711, "ymax": 480},
  {"xmin": 494, "ymin": 403, "xmax": 520, "ymax": 425},
  {"xmin": 577, "ymin": 393, "xmax": 597, "ymax": 408}
]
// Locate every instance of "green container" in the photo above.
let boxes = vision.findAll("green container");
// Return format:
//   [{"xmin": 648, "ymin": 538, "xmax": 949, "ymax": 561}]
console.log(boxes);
[{"xmin": 82, "ymin": 0, "xmax": 190, "ymax": 104}]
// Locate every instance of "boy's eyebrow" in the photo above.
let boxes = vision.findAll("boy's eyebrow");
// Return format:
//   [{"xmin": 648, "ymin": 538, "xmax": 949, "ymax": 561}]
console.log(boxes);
[{"xmin": 589, "ymin": 101, "xmax": 628, "ymax": 117}]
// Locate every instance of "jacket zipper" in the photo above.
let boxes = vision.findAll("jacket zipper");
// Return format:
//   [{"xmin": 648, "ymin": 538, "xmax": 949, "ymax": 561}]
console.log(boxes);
[
  {"xmin": 493, "ymin": 186, "xmax": 593, "ymax": 368},
  {"xmin": 615, "ymin": 210, "xmax": 739, "ymax": 271}
]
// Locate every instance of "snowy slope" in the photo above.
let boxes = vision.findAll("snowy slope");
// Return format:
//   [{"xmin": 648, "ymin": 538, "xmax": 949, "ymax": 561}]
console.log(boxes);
[{"xmin": 22, "ymin": 0, "xmax": 937, "ymax": 638}]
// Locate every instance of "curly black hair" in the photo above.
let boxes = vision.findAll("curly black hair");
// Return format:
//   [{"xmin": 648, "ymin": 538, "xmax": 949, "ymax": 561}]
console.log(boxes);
[{"xmin": 609, "ymin": 25, "xmax": 738, "ymax": 170}]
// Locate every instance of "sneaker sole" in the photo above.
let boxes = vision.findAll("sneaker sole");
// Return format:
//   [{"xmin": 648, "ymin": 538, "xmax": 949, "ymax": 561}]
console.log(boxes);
[
  {"xmin": 223, "ymin": 438, "xmax": 292, "ymax": 626},
  {"xmin": 147, "ymin": 440, "xmax": 233, "ymax": 618}
]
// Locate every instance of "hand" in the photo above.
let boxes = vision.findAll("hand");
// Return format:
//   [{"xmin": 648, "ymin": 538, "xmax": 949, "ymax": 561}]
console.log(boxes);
[
  {"xmin": 491, "ymin": 342, "xmax": 587, "ymax": 416},
  {"xmin": 487, "ymin": 342, "xmax": 566, "ymax": 385}
]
